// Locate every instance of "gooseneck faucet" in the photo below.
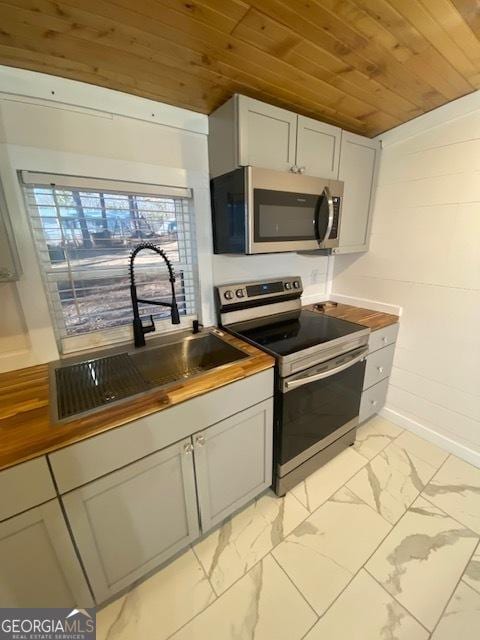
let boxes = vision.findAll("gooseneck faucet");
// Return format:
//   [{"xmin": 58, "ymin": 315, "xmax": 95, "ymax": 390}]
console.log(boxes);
[{"xmin": 129, "ymin": 243, "xmax": 180, "ymax": 348}]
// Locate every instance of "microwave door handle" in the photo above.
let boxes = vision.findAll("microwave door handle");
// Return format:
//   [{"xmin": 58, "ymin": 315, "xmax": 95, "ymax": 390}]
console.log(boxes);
[
  {"xmin": 322, "ymin": 185, "xmax": 334, "ymax": 245},
  {"xmin": 284, "ymin": 348, "xmax": 368, "ymax": 392}
]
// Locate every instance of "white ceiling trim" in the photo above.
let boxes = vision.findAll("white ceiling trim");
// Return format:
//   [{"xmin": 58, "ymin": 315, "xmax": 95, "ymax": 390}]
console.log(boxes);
[{"xmin": 0, "ymin": 65, "xmax": 208, "ymax": 135}]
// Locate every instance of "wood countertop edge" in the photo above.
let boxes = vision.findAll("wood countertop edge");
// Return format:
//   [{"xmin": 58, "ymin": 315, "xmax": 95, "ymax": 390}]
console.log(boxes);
[
  {"xmin": 0, "ymin": 301, "xmax": 399, "ymax": 471},
  {"xmin": 303, "ymin": 301, "xmax": 399, "ymax": 330},
  {"xmin": 0, "ymin": 333, "xmax": 274, "ymax": 472}
]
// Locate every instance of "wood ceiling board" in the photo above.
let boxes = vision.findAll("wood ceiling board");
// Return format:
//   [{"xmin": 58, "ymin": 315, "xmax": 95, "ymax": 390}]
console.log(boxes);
[
  {"xmin": 451, "ymin": 0, "xmax": 480, "ymax": 40},
  {"xmin": 0, "ymin": 12, "xmax": 228, "ymax": 114},
  {"xmin": 246, "ymin": 0, "xmax": 447, "ymax": 109},
  {"xmin": 1, "ymin": 0, "xmax": 480, "ymax": 136},
  {"xmin": 232, "ymin": 7, "xmax": 412, "ymax": 124}
]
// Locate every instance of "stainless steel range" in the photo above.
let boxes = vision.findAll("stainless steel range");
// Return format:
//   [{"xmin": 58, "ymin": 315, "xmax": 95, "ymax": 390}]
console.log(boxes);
[{"xmin": 216, "ymin": 276, "xmax": 370, "ymax": 496}]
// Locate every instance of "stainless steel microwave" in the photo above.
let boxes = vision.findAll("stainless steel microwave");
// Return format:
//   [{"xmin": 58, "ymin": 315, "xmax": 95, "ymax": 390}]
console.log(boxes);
[{"xmin": 211, "ymin": 166, "xmax": 344, "ymax": 254}]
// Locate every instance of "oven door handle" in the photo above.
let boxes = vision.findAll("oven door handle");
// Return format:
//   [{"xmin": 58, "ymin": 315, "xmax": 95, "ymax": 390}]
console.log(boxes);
[{"xmin": 284, "ymin": 348, "xmax": 368, "ymax": 392}]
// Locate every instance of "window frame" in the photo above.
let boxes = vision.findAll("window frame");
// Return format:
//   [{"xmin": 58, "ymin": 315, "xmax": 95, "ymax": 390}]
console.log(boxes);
[{"xmin": 21, "ymin": 171, "xmax": 199, "ymax": 354}]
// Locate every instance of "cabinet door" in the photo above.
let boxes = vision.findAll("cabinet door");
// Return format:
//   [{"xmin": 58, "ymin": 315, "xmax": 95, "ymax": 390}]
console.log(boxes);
[
  {"xmin": 193, "ymin": 399, "xmax": 273, "ymax": 532},
  {"xmin": 336, "ymin": 131, "xmax": 381, "ymax": 253},
  {"xmin": 296, "ymin": 115, "xmax": 341, "ymax": 178},
  {"xmin": 0, "ymin": 500, "xmax": 93, "ymax": 607},
  {"xmin": 63, "ymin": 439, "xmax": 199, "ymax": 603},
  {"xmin": 237, "ymin": 95, "xmax": 297, "ymax": 172}
]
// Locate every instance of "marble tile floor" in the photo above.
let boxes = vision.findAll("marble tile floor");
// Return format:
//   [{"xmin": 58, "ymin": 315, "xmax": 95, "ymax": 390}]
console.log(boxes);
[{"xmin": 97, "ymin": 415, "xmax": 480, "ymax": 640}]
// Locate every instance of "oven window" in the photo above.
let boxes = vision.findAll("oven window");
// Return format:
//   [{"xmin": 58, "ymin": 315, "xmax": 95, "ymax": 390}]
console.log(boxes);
[
  {"xmin": 254, "ymin": 189, "xmax": 327, "ymax": 242},
  {"xmin": 277, "ymin": 359, "xmax": 365, "ymax": 467}
]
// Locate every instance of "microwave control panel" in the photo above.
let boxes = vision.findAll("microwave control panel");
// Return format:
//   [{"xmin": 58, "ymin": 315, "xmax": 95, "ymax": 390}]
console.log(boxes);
[{"xmin": 329, "ymin": 196, "xmax": 341, "ymax": 240}]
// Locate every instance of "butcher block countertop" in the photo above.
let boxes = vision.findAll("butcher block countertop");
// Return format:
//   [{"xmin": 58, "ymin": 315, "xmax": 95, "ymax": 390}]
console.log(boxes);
[
  {"xmin": 0, "ymin": 331, "xmax": 274, "ymax": 472},
  {"xmin": 304, "ymin": 301, "xmax": 399, "ymax": 331}
]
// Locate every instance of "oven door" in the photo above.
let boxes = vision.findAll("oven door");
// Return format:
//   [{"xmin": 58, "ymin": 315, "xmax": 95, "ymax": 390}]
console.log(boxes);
[
  {"xmin": 276, "ymin": 347, "xmax": 367, "ymax": 477},
  {"xmin": 249, "ymin": 186, "xmax": 334, "ymax": 253}
]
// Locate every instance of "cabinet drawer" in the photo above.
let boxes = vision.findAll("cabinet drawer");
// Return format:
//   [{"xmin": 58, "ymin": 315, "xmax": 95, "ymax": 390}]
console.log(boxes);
[
  {"xmin": 0, "ymin": 457, "xmax": 56, "ymax": 522},
  {"xmin": 368, "ymin": 323, "xmax": 398, "ymax": 354},
  {"xmin": 50, "ymin": 368, "xmax": 274, "ymax": 493},
  {"xmin": 359, "ymin": 378, "xmax": 389, "ymax": 423},
  {"xmin": 363, "ymin": 344, "xmax": 395, "ymax": 390}
]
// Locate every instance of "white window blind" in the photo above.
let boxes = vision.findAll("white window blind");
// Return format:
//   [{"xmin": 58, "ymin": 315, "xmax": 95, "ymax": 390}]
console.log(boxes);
[{"xmin": 22, "ymin": 172, "xmax": 199, "ymax": 353}]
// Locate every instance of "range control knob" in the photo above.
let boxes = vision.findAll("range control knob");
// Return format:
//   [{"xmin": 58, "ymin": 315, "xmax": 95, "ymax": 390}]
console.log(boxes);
[
  {"xmin": 293, "ymin": 280, "xmax": 300, "ymax": 289},
  {"xmin": 236, "ymin": 289, "xmax": 245, "ymax": 298},
  {"xmin": 224, "ymin": 290, "xmax": 234, "ymax": 300},
  {"xmin": 284, "ymin": 282, "xmax": 292, "ymax": 290}
]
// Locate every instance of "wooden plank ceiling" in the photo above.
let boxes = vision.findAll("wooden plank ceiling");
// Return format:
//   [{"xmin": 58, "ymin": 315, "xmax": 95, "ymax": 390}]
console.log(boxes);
[{"xmin": 0, "ymin": 0, "xmax": 479, "ymax": 136}]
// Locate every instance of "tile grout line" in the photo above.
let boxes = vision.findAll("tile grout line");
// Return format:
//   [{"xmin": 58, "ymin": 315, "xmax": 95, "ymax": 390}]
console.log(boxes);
[
  {"xmin": 270, "ymin": 553, "xmax": 320, "ymax": 620},
  {"xmin": 259, "ymin": 422, "xmax": 436, "ymax": 630},
  {"xmin": 294, "ymin": 419, "xmax": 410, "ymax": 520},
  {"xmin": 460, "ymin": 537, "xmax": 480, "ymax": 597},
  {"xmin": 147, "ymin": 422, "xmax": 456, "ymax": 640},
  {"xmin": 364, "ymin": 566, "xmax": 431, "ymax": 635},
  {"xmin": 363, "ymin": 492, "xmax": 480, "ymax": 637},
  {"xmin": 164, "ymin": 490, "xmax": 322, "ymax": 639},
  {"xmin": 427, "ymin": 535, "xmax": 480, "ymax": 638},
  {"xmin": 190, "ymin": 542, "xmax": 219, "ymax": 599},
  {"xmin": 162, "ymin": 545, "xmax": 264, "ymax": 640},
  {"xmin": 319, "ymin": 451, "xmax": 461, "ymax": 629}
]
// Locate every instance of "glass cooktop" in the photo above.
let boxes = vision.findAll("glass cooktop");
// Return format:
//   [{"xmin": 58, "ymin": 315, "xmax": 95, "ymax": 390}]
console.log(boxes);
[{"xmin": 228, "ymin": 310, "xmax": 365, "ymax": 357}]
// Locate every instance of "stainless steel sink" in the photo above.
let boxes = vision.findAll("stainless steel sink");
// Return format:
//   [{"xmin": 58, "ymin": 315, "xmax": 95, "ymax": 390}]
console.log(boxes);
[
  {"xmin": 129, "ymin": 333, "xmax": 248, "ymax": 386},
  {"xmin": 52, "ymin": 330, "xmax": 249, "ymax": 422}
]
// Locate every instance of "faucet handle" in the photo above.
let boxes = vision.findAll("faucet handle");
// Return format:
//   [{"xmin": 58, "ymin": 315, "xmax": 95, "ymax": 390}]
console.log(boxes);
[{"xmin": 143, "ymin": 315, "xmax": 156, "ymax": 334}]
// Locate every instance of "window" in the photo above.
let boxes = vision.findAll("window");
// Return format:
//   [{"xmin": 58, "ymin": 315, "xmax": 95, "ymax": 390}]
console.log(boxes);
[{"xmin": 22, "ymin": 172, "xmax": 198, "ymax": 353}]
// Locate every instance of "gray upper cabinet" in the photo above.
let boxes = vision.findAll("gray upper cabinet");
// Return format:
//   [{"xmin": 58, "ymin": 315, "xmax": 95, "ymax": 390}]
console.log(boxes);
[
  {"xmin": 209, "ymin": 94, "xmax": 340, "ymax": 178},
  {"xmin": 334, "ymin": 131, "xmax": 381, "ymax": 254},
  {"xmin": 237, "ymin": 95, "xmax": 297, "ymax": 173},
  {"xmin": 62, "ymin": 438, "xmax": 200, "ymax": 603},
  {"xmin": 0, "ymin": 176, "xmax": 21, "ymax": 281},
  {"xmin": 296, "ymin": 115, "xmax": 341, "ymax": 179},
  {"xmin": 0, "ymin": 499, "xmax": 93, "ymax": 607},
  {"xmin": 193, "ymin": 399, "xmax": 273, "ymax": 532}
]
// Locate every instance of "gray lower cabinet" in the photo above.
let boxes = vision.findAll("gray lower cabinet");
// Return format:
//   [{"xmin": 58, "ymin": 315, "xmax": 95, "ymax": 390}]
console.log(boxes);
[
  {"xmin": 359, "ymin": 324, "xmax": 398, "ymax": 424},
  {"xmin": 359, "ymin": 377, "xmax": 389, "ymax": 423},
  {"xmin": 62, "ymin": 438, "xmax": 199, "ymax": 603},
  {"xmin": 0, "ymin": 499, "xmax": 93, "ymax": 607},
  {"xmin": 193, "ymin": 399, "xmax": 273, "ymax": 532}
]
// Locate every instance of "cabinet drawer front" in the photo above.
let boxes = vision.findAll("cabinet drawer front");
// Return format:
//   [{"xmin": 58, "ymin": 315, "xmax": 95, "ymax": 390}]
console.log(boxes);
[
  {"xmin": 62, "ymin": 440, "xmax": 199, "ymax": 603},
  {"xmin": 0, "ymin": 457, "xmax": 55, "ymax": 522},
  {"xmin": 50, "ymin": 368, "xmax": 274, "ymax": 493},
  {"xmin": 363, "ymin": 344, "xmax": 395, "ymax": 390},
  {"xmin": 360, "ymin": 378, "xmax": 389, "ymax": 423},
  {"xmin": 0, "ymin": 499, "xmax": 93, "ymax": 607},
  {"xmin": 368, "ymin": 323, "xmax": 399, "ymax": 354},
  {"xmin": 193, "ymin": 399, "xmax": 273, "ymax": 532}
]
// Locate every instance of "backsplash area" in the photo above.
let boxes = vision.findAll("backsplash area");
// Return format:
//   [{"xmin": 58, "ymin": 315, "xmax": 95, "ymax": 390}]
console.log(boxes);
[{"xmin": 211, "ymin": 253, "xmax": 331, "ymax": 304}]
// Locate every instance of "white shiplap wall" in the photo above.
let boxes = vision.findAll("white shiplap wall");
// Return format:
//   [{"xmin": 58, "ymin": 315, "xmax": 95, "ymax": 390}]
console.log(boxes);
[
  {"xmin": 333, "ymin": 105, "xmax": 480, "ymax": 463},
  {"xmin": 212, "ymin": 253, "xmax": 331, "ymax": 305}
]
